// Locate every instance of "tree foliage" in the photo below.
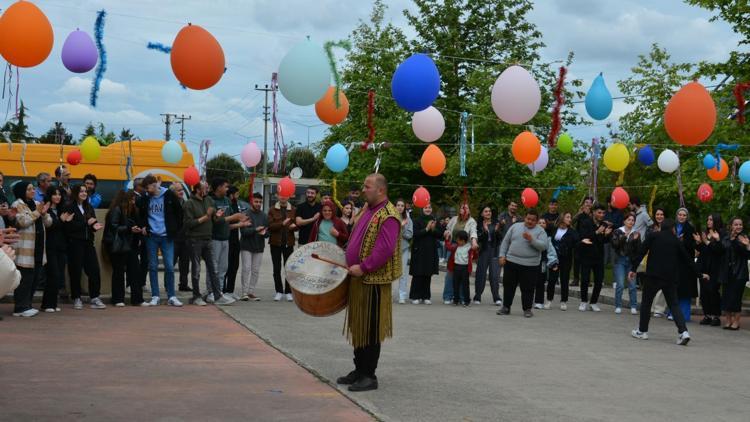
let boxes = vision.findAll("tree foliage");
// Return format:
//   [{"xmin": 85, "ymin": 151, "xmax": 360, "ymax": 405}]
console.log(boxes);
[
  {"xmin": 38, "ymin": 122, "xmax": 74, "ymax": 145},
  {"xmin": 206, "ymin": 153, "xmax": 245, "ymax": 184}
]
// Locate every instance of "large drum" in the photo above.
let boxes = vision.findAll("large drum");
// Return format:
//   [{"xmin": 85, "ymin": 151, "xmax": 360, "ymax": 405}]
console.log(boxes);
[{"xmin": 285, "ymin": 241, "xmax": 349, "ymax": 317}]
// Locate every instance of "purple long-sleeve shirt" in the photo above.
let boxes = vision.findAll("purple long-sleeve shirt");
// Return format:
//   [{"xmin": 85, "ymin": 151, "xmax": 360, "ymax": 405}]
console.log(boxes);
[{"xmin": 345, "ymin": 199, "xmax": 400, "ymax": 274}]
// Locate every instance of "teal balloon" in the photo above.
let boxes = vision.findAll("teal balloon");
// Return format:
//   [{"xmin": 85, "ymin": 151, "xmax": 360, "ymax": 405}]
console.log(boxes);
[
  {"xmin": 161, "ymin": 141, "xmax": 183, "ymax": 164},
  {"xmin": 703, "ymin": 154, "xmax": 717, "ymax": 169},
  {"xmin": 278, "ymin": 40, "xmax": 331, "ymax": 106},
  {"xmin": 585, "ymin": 73, "xmax": 613, "ymax": 120},
  {"xmin": 739, "ymin": 161, "xmax": 750, "ymax": 183},
  {"xmin": 325, "ymin": 143, "xmax": 349, "ymax": 173}
]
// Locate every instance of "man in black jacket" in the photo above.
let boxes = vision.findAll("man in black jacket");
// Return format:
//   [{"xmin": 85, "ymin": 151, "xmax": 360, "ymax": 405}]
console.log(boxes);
[
  {"xmin": 238, "ymin": 192, "xmax": 269, "ymax": 301},
  {"xmin": 629, "ymin": 219, "xmax": 706, "ymax": 345},
  {"xmin": 577, "ymin": 204, "xmax": 612, "ymax": 312}
]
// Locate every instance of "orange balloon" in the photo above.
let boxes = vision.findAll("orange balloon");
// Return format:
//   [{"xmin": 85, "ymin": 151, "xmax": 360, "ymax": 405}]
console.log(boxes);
[
  {"xmin": 421, "ymin": 144, "xmax": 446, "ymax": 177},
  {"xmin": 0, "ymin": 1, "xmax": 54, "ymax": 68},
  {"xmin": 170, "ymin": 24, "xmax": 225, "ymax": 90},
  {"xmin": 512, "ymin": 131, "xmax": 541, "ymax": 164},
  {"xmin": 707, "ymin": 158, "xmax": 729, "ymax": 181},
  {"xmin": 664, "ymin": 81, "xmax": 716, "ymax": 146},
  {"xmin": 315, "ymin": 86, "xmax": 349, "ymax": 125}
]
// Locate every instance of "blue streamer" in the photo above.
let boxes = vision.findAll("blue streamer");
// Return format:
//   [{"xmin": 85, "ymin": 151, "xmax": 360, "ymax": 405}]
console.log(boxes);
[
  {"xmin": 459, "ymin": 112, "xmax": 468, "ymax": 177},
  {"xmin": 715, "ymin": 143, "xmax": 739, "ymax": 171},
  {"xmin": 147, "ymin": 42, "xmax": 171, "ymax": 54},
  {"xmin": 89, "ymin": 10, "xmax": 107, "ymax": 108},
  {"xmin": 552, "ymin": 185, "xmax": 576, "ymax": 200}
]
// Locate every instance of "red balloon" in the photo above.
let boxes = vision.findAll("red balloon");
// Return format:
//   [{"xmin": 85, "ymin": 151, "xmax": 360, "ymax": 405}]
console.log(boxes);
[
  {"xmin": 697, "ymin": 183, "xmax": 713, "ymax": 203},
  {"xmin": 610, "ymin": 187, "xmax": 630, "ymax": 209},
  {"xmin": 183, "ymin": 165, "xmax": 200, "ymax": 187},
  {"xmin": 412, "ymin": 186, "xmax": 430, "ymax": 208},
  {"xmin": 521, "ymin": 188, "xmax": 538, "ymax": 208},
  {"xmin": 66, "ymin": 149, "xmax": 82, "ymax": 165},
  {"xmin": 278, "ymin": 176, "xmax": 296, "ymax": 198}
]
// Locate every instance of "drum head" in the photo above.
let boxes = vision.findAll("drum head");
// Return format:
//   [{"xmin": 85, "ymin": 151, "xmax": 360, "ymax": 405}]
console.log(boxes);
[{"xmin": 286, "ymin": 241, "xmax": 348, "ymax": 295}]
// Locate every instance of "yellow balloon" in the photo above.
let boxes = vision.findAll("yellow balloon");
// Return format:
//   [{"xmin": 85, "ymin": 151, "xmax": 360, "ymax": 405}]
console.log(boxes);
[
  {"xmin": 603, "ymin": 143, "xmax": 629, "ymax": 172},
  {"xmin": 80, "ymin": 136, "xmax": 101, "ymax": 161}
]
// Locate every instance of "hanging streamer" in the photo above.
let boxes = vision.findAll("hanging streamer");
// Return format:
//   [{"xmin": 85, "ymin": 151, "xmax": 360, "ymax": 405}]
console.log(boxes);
[
  {"xmin": 714, "ymin": 143, "xmax": 739, "ymax": 171},
  {"xmin": 271, "ymin": 72, "xmax": 286, "ymax": 173},
  {"xmin": 547, "ymin": 66, "xmax": 567, "ymax": 148},
  {"xmin": 589, "ymin": 138, "xmax": 600, "ymax": 201},
  {"xmin": 90, "ymin": 10, "xmax": 108, "ymax": 108},
  {"xmin": 740, "ymin": 183, "xmax": 745, "ymax": 209},
  {"xmin": 362, "ymin": 90, "xmax": 375, "ymax": 151},
  {"xmin": 459, "ymin": 112, "xmax": 469, "ymax": 177},
  {"xmin": 146, "ymin": 42, "xmax": 172, "ymax": 54},
  {"xmin": 331, "ymin": 178, "xmax": 344, "ymax": 210},
  {"xmin": 470, "ymin": 118, "xmax": 475, "ymax": 153},
  {"xmin": 676, "ymin": 151, "xmax": 685, "ymax": 208},
  {"xmin": 199, "ymin": 139, "xmax": 211, "ymax": 179},
  {"xmin": 20, "ymin": 140, "xmax": 27, "ymax": 175},
  {"xmin": 551, "ymin": 185, "xmax": 575, "ymax": 200},
  {"xmin": 648, "ymin": 185, "xmax": 657, "ymax": 216},
  {"xmin": 124, "ymin": 138, "xmax": 133, "ymax": 190},
  {"xmin": 323, "ymin": 40, "xmax": 351, "ymax": 108},
  {"xmin": 731, "ymin": 156, "xmax": 740, "ymax": 187},
  {"xmin": 733, "ymin": 81, "xmax": 750, "ymax": 125}
]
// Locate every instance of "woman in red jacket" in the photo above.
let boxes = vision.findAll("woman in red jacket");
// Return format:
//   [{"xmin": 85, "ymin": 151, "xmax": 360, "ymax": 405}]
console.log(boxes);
[{"xmin": 308, "ymin": 200, "xmax": 349, "ymax": 247}]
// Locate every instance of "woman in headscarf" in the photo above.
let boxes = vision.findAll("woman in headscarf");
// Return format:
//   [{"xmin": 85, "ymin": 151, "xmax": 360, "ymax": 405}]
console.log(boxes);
[
  {"xmin": 692, "ymin": 213, "xmax": 725, "ymax": 326},
  {"xmin": 442, "ymin": 202, "xmax": 478, "ymax": 304},
  {"xmin": 674, "ymin": 207, "xmax": 697, "ymax": 322},
  {"xmin": 409, "ymin": 204, "xmax": 442, "ymax": 304},
  {"xmin": 394, "ymin": 199, "xmax": 413, "ymax": 304}
]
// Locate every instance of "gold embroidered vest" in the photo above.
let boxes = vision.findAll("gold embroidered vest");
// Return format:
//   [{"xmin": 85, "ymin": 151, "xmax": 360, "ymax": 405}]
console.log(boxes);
[{"xmin": 358, "ymin": 201, "xmax": 402, "ymax": 285}]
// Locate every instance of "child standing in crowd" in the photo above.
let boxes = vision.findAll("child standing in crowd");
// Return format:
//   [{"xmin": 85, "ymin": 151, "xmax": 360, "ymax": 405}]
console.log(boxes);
[{"xmin": 445, "ymin": 230, "xmax": 473, "ymax": 307}]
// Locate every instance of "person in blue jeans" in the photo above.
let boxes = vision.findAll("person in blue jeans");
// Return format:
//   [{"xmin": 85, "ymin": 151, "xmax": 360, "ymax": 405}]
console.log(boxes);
[
  {"xmin": 139, "ymin": 175, "xmax": 184, "ymax": 307},
  {"xmin": 442, "ymin": 203, "xmax": 478, "ymax": 304},
  {"xmin": 610, "ymin": 212, "xmax": 641, "ymax": 315}
]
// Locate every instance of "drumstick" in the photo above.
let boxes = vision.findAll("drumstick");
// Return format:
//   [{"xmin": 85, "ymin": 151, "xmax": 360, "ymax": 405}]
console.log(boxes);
[{"xmin": 311, "ymin": 253, "xmax": 349, "ymax": 270}]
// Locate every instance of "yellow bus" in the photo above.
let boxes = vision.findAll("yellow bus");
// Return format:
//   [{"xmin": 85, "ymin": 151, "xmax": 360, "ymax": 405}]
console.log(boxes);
[{"xmin": 0, "ymin": 140, "xmax": 196, "ymax": 205}]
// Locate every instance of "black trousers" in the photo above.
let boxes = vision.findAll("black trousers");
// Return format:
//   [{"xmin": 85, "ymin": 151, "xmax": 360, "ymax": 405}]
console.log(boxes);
[
  {"xmin": 409, "ymin": 275, "xmax": 432, "ymax": 300},
  {"xmin": 502, "ymin": 261, "xmax": 537, "ymax": 311},
  {"xmin": 138, "ymin": 236, "xmax": 148, "ymax": 287},
  {"xmin": 639, "ymin": 278, "xmax": 687, "ymax": 333},
  {"xmin": 271, "ymin": 245, "xmax": 293, "ymax": 294},
  {"xmin": 68, "ymin": 239, "xmax": 101, "ymax": 299},
  {"xmin": 452, "ymin": 264, "xmax": 470, "ymax": 305},
  {"xmin": 110, "ymin": 251, "xmax": 144, "ymax": 305},
  {"xmin": 547, "ymin": 255, "xmax": 570, "ymax": 302},
  {"xmin": 699, "ymin": 279, "xmax": 721, "ymax": 316},
  {"xmin": 42, "ymin": 249, "xmax": 66, "ymax": 309},
  {"xmin": 572, "ymin": 250, "xmax": 581, "ymax": 283},
  {"xmin": 14, "ymin": 267, "xmax": 39, "ymax": 313},
  {"xmin": 353, "ymin": 285, "xmax": 381, "ymax": 378},
  {"xmin": 534, "ymin": 269, "xmax": 547, "ymax": 304},
  {"xmin": 174, "ymin": 239, "xmax": 191, "ymax": 288},
  {"xmin": 580, "ymin": 259, "xmax": 604, "ymax": 303},
  {"xmin": 224, "ymin": 237, "xmax": 240, "ymax": 294}
]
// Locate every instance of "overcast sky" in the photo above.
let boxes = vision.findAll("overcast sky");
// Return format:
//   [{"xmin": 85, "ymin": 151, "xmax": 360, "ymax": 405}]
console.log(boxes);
[{"xmin": 3, "ymin": 0, "xmax": 742, "ymax": 162}]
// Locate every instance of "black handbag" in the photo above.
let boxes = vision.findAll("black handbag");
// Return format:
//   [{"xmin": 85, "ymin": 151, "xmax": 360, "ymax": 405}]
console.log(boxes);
[{"xmin": 111, "ymin": 230, "xmax": 131, "ymax": 254}]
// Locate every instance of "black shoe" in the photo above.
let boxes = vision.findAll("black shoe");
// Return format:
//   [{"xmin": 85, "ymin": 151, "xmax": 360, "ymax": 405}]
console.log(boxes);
[
  {"xmin": 463, "ymin": 302, "xmax": 470, "ymax": 307},
  {"xmin": 711, "ymin": 317, "xmax": 721, "ymax": 326},
  {"xmin": 496, "ymin": 307, "xmax": 510, "ymax": 315},
  {"xmin": 453, "ymin": 301, "xmax": 459, "ymax": 306},
  {"xmin": 178, "ymin": 285, "xmax": 192, "ymax": 292},
  {"xmin": 336, "ymin": 370, "xmax": 360, "ymax": 385},
  {"xmin": 524, "ymin": 310, "xmax": 533, "ymax": 318},
  {"xmin": 699, "ymin": 316, "xmax": 712, "ymax": 325},
  {"xmin": 348, "ymin": 376, "xmax": 378, "ymax": 392}
]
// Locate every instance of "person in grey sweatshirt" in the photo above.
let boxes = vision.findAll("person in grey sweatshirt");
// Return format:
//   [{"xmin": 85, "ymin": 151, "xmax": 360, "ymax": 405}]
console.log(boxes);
[{"xmin": 496, "ymin": 209, "xmax": 549, "ymax": 317}]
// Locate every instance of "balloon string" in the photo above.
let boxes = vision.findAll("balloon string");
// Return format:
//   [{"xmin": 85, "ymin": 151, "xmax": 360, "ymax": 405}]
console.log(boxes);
[
  {"xmin": 547, "ymin": 66, "xmax": 567, "ymax": 148},
  {"xmin": 199, "ymin": 139, "xmax": 211, "ymax": 179},
  {"xmin": 676, "ymin": 151, "xmax": 685, "ymax": 208},
  {"xmin": 740, "ymin": 183, "xmax": 745, "ymax": 209},
  {"xmin": 470, "ymin": 118, "xmax": 475, "ymax": 153},
  {"xmin": 332, "ymin": 178, "xmax": 343, "ymax": 210},
  {"xmin": 459, "ymin": 112, "xmax": 468, "ymax": 177},
  {"xmin": 15, "ymin": 66, "xmax": 19, "ymax": 117},
  {"xmin": 362, "ymin": 90, "xmax": 375, "ymax": 151},
  {"xmin": 648, "ymin": 185, "xmax": 657, "ymax": 216},
  {"xmin": 248, "ymin": 172, "xmax": 256, "ymax": 203},
  {"xmin": 616, "ymin": 170, "xmax": 625, "ymax": 186},
  {"xmin": 590, "ymin": 138, "xmax": 600, "ymax": 201},
  {"xmin": 733, "ymin": 81, "xmax": 750, "ymax": 125}
]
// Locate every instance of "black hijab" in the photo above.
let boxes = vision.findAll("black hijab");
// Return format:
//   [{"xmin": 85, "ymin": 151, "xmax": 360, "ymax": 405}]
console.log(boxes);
[{"xmin": 12, "ymin": 182, "xmax": 36, "ymax": 211}]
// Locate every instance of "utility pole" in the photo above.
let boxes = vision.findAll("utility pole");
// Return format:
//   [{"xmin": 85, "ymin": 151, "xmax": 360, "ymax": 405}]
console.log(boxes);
[
  {"xmin": 175, "ymin": 114, "xmax": 191, "ymax": 142},
  {"xmin": 254, "ymin": 83, "xmax": 273, "ymax": 202},
  {"xmin": 160, "ymin": 113, "xmax": 177, "ymax": 141}
]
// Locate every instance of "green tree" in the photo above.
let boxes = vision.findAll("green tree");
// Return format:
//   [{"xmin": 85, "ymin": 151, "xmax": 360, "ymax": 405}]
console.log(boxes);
[
  {"xmin": 281, "ymin": 146, "xmax": 322, "ymax": 179},
  {"xmin": 119, "ymin": 128, "xmax": 136, "ymax": 141},
  {"xmin": 1, "ymin": 101, "xmax": 33, "ymax": 142},
  {"xmin": 38, "ymin": 122, "xmax": 74, "ymax": 145},
  {"xmin": 80, "ymin": 123, "xmax": 96, "ymax": 142},
  {"xmin": 97, "ymin": 123, "xmax": 117, "ymax": 145},
  {"xmin": 206, "ymin": 153, "xmax": 245, "ymax": 184}
]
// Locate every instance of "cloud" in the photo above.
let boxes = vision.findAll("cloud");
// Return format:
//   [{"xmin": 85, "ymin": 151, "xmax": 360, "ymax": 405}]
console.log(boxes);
[
  {"xmin": 40, "ymin": 101, "xmax": 154, "ymax": 126},
  {"xmin": 56, "ymin": 77, "xmax": 130, "ymax": 98}
]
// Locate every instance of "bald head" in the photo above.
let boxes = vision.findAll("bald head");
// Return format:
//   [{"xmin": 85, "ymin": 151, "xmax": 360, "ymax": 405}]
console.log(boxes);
[{"xmin": 363, "ymin": 173, "xmax": 388, "ymax": 206}]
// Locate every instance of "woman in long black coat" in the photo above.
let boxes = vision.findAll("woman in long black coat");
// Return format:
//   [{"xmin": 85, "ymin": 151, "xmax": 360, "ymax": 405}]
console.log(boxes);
[
  {"xmin": 693, "ymin": 213, "xmax": 725, "ymax": 326},
  {"xmin": 721, "ymin": 217, "xmax": 750, "ymax": 330},
  {"xmin": 408, "ymin": 204, "xmax": 443, "ymax": 304}
]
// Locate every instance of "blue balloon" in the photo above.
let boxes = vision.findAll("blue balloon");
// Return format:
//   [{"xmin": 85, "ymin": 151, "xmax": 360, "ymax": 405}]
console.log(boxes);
[
  {"xmin": 391, "ymin": 53, "xmax": 441, "ymax": 112},
  {"xmin": 638, "ymin": 145, "xmax": 655, "ymax": 166},
  {"xmin": 325, "ymin": 143, "xmax": 349, "ymax": 173},
  {"xmin": 739, "ymin": 161, "xmax": 750, "ymax": 184},
  {"xmin": 703, "ymin": 154, "xmax": 717, "ymax": 169},
  {"xmin": 585, "ymin": 73, "xmax": 613, "ymax": 120},
  {"xmin": 161, "ymin": 140, "xmax": 184, "ymax": 164}
]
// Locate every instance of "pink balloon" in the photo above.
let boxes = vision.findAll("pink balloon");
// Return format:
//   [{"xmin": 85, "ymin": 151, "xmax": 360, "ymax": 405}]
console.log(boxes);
[
  {"xmin": 411, "ymin": 106, "xmax": 445, "ymax": 143},
  {"xmin": 491, "ymin": 65, "xmax": 541, "ymax": 125},
  {"xmin": 241, "ymin": 142, "xmax": 261, "ymax": 167},
  {"xmin": 526, "ymin": 146, "xmax": 548, "ymax": 173}
]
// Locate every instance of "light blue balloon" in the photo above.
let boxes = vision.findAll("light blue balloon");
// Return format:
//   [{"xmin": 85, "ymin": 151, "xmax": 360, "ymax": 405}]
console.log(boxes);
[
  {"xmin": 585, "ymin": 73, "xmax": 613, "ymax": 121},
  {"xmin": 278, "ymin": 40, "xmax": 331, "ymax": 106},
  {"xmin": 703, "ymin": 154, "xmax": 717, "ymax": 169},
  {"xmin": 161, "ymin": 140, "xmax": 183, "ymax": 164},
  {"xmin": 325, "ymin": 143, "xmax": 349, "ymax": 173},
  {"xmin": 739, "ymin": 161, "xmax": 750, "ymax": 184}
]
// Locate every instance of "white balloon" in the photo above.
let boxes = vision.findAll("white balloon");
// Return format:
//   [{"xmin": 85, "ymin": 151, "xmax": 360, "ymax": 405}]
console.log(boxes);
[
  {"xmin": 527, "ymin": 146, "xmax": 548, "ymax": 173},
  {"xmin": 491, "ymin": 65, "xmax": 541, "ymax": 125},
  {"xmin": 657, "ymin": 149, "xmax": 680, "ymax": 173},
  {"xmin": 411, "ymin": 106, "xmax": 445, "ymax": 143}
]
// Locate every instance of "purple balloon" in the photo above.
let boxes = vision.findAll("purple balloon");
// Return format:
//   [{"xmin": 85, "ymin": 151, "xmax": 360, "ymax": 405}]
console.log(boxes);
[{"xmin": 61, "ymin": 30, "xmax": 98, "ymax": 73}]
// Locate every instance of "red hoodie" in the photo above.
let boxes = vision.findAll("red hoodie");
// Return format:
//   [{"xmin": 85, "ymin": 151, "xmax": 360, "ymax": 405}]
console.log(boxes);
[{"xmin": 445, "ymin": 240, "xmax": 477, "ymax": 274}]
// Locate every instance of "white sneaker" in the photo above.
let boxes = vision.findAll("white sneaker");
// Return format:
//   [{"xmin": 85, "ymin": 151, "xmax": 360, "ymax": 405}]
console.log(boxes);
[
  {"xmin": 423, "ymin": 299, "xmax": 432, "ymax": 305},
  {"xmin": 168, "ymin": 296, "xmax": 183, "ymax": 307},
  {"xmin": 543, "ymin": 301, "xmax": 551, "ymax": 310},
  {"xmin": 473, "ymin": 300, "xmax": 481, "ymax": 305},
  {"xmin": 631, "ymin": 329, "xmax": 649, "ymax": 340},
  {"xmin": 44, "ymin": 308, "xmax": 56, "ymax": 313},
  {"xmin": 90, "ymin": 297, "xmax": 107, "ymax": 309},
  {"xmin": 55, "ymin": 307, "xmax": 61, "ymax": 312},
  {"xmin": 73, "ymin": 298, "xmax": 83, "ymax": 310},
  {"xmin": 285, "ymin": 293, "xmax": 294, "ymax": 302},
  {"xmin": 677, "ymin": 331, "xmax": 691, "ymax": 346},
  {"xmin": 148, "ymin": 296, "xmax": 160, "ymax": 306},
  {"xmin": 560, "ymin": 302, "xmax": 567, "ymax": 311},
  {"xmin": 579, "ymin": 302, "xmax": 588, "ymax": 312},
  {"xmin": 206, "ymin": 295, "xmax": 215, "ymax": 304},
  {"xmin": 443, "ymin": 300, "xmax": 452, "ymax": 305},
  {"xmin": 667, "ymin": 314, "xmax": 674, "ymax": 321},
  {"xmin": 495, "ymin": 300, "xmax": 503, "ymax": 306},
  {"xmin": 533, "ymin": 303, "xmax": 544, "ymax": 310},
  {"xmin": 193, "ymin": 297, "xmax": 207, "ymax": 306},
  {"xmin": 398, "ymin": 299, "xmax": 406, "ymax": 304},
  {"xmin": 589, "ymin": 303, "xmax": 601, "ymax": 312},
  {"xmin": 215, "ymin": 295, "xmax": 236, "ymax": 306},
  {"xmin": 615, "ymin": 307, "xmax": 622, "ymax": 314},
  {"xmin": 631, "ymin": 308, "xmax": 638, "ymax": 315},
  {"xmin": 612, "ymin": 283, "xmax": 616, "ymax": 290},
  {"xmin": 273, "ymin": 293, "xmax": 283, "ymax": 302},
  {"xmin": 115, "ymin": 303, "xmax": 126, "ymax": 307},
  {"xmin": 411, "ymin": 299, "xmax": 420, "ymax": 305},
  {"xmin": 13, "ymin": 308, "xmax": 39, "ymax": 317},
  {"xmin": 139, "ymin": 302, "xmax": 150, "ymax": 307},
  {"xmin": 653, "ymin": 312, "xmax": 664, "ymax": 318}
]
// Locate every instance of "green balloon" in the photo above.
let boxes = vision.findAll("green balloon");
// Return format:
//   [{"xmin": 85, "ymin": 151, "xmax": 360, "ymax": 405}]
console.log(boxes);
[{"xmin": 557, "ymin": 133, "xmax": 573, "ymax": 154}]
